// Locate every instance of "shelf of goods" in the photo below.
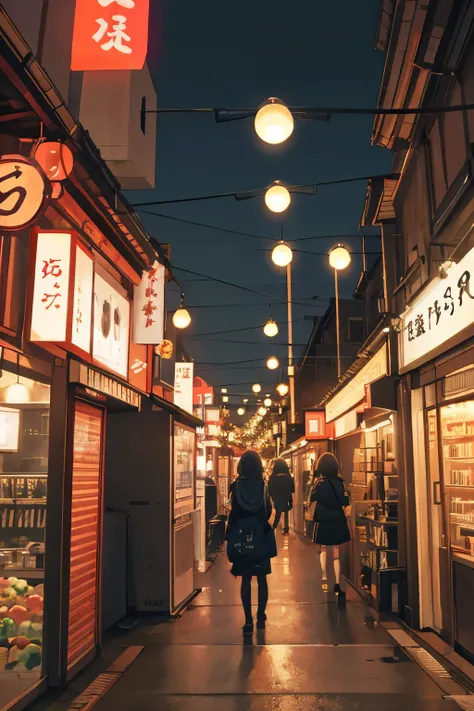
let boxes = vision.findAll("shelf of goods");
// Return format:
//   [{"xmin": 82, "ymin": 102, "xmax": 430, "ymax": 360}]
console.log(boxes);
[
  {"xmin": 349, "ymin": 445, "xmax": 404, "ymax": 613},
  {"xmin": 0, "ymin": 475, "xmax": 46, "ymax": 673},
  {"xmin": 442, "ymin": 417, "xmax": 474, "ymax": 557}
]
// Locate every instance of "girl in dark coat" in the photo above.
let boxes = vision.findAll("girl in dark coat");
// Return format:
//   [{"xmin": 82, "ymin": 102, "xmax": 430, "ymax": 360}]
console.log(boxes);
[
  {"xmin": 310, "ymin": 452, "xmax": 350, "ymax": 599},
  {"xmin": 228, "ymin": 450, "xmax": 272, "ymax": 634},
  {"xmin": 268, "ymin": 458, "xmax": 295, "ymax": 534}
]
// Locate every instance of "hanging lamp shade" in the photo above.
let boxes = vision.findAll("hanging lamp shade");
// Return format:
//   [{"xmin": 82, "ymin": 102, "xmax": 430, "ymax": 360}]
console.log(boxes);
[{"xmin": 254, "ymin": 98, "xmax": 294, "ymax": 145}]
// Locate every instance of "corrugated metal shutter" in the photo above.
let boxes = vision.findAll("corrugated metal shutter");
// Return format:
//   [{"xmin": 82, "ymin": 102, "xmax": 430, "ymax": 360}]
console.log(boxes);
[{"xmin": 68, "ymin": 402, "xmax": 103, "ymax": 667}]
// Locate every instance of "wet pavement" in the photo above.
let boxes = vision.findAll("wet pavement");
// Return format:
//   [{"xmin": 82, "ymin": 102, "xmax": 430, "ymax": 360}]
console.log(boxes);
[
  {"xmin": 27, "ymin": 532, "xmax": 470, "ymax": 711},
  {"xmin": 78, "ymin": 532, "xmax": 465, "ymax": 710}
]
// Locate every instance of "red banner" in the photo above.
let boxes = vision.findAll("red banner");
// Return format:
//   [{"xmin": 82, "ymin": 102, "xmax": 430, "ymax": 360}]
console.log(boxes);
[{"xmin": 71, "ymin": 0, "xmax": 149, "ymax": 71}]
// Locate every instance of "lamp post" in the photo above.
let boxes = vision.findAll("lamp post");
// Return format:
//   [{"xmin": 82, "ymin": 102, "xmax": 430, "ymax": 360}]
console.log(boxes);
[
  {"xmin": 271, "ymin": 243, "xmax": 295, "ymax": 425},
  {"xmin": 328, "ymin": 244, "xmax": 351, "ymax": 380}
]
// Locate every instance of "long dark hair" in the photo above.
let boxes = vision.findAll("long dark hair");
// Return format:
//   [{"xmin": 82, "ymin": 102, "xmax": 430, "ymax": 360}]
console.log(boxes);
[
  {"xmin": 238, "ymin": 450, "xmax": 264, "ymax": 480},
  {"xmin": 314, "ymin": 452, "xmax": 340, "ymax": 479},
  {"xmin": 271, "ymin": 458, "xmax": 290, "ymax": 476}
]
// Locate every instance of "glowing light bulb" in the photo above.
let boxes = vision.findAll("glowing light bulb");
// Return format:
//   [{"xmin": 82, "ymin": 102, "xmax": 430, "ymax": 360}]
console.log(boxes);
[
  {"xmin": 272, "ymin": 243, "xmax": 293, "ymax": 267},
  {"xmin": 267, "ymin": 356, "xmax": 279, "ymax": 370},
  {"xmin": 173, "ymin": 308, "xmax": 191, "ymax": 329},
  {"xmin": 265, "ymin": 183, "xmax": 291, "ymax": 213},
  {"xmin": 276, "ymin": 382, "xmax": 289, "ymax": 397},
  {"xmin": 329, "ymin": 244, "xmax": 351, "ymax": 271},
  {"xmin": 252, "ymin": 383, "xmax": 262, "ymax": 393},
  {"xmin": 254, "ymin": 98, "xmax": 294, "ymax": 145},
  {"xmin": 263, "ymin": 319, "xmax": 279, "ymax": 337}
]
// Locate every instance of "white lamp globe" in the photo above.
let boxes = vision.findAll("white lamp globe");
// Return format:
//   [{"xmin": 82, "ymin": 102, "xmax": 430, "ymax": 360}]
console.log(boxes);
[
  {"xmin": 271, "ymin": 243, "xmax": 293, "ymax": 267},
  {"xmin": 266, "ymin": 356, "xmax": 279, "ymax": 370},
  {"xmin": 265, "ymin": 183, "xmax": 291, "ymax": 214},
  {"xmin": 329, "ymin": 245, "xmax": 351, "ymax": 271},
  {"xmin": 252, "ymin": 383, "xmax": 262, "ymax": 394},
  {"xmin": 258, "ymin": 406, "xmax": 267, "ymax": 416},
  {"xmin": 4, "ymin": 382, "xmax": 30, "ymax": 404},
  {"xmin": 254, "ymin": 98, "xmax": 294, "ymax": 145},
  {"xmin": 263, "ymin": 319, "xmax": 279, "ymax": 337},
  {"xmin": 237, "ymin": 407, "xmax": 245, "ymax": 416},
  {"xmin": 264, "ymin": 397, "xmax": 272, "ymax": 407},
  {"xmin": 173, "ymin": 307, "xmax": 191, "ymax": 329},
  {"xmin": 276, "ymin": 382, "xmax": 289, "ymax": 397}
]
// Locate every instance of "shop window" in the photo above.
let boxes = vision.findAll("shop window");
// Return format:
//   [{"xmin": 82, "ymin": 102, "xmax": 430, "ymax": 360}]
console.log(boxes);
[
  {"xmin": 440, "ymin": 401, "xmax": 474, "ymax": 561},
  {"xmin": 348, "ymin": 318, "xmax": 364, "ymax": 343},
  {"xmin": 0, "ymin": 368, "xmax": 50, "ymax": 706}
]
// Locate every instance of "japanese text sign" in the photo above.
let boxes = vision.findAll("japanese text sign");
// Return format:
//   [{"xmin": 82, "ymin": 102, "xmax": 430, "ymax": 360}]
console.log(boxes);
[
  {"xmin": 400, "ymin": 247, "xmax": 474, "ymax": 372},
  {"xmin": 92, "ymin": 271, "xmax": 130, "ymax": 378},
  {"xmin": 305, "ymin": 410, "xmax": 326, "ymax": 440},
  {"xmin": 71, "ymin": 0, "xmax": 150, "ymax": 71},
  {"xmin": 174, "ymin": 362, "xmax": 194, "ymax": 414},
  {"xmin": 30, "ymin": 231, "xmax": 94, "ymax": 355},
  {"xmin": 30, "ymin": 231, "xmax": 72, "ymax": 343},
  {"xmin": 325, "ymin": 345, "xmax": 388, "ymax": 423},
  {"xmin": 133, "ymin": 260, "xmax": 165, "ymax": 344}
]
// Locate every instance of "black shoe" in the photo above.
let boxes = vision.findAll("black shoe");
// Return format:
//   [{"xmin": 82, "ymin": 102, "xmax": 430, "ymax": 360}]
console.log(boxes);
[
  {"xmin": 334, "ymin": 584, "xmax": 346, "ymax": 601},
  {"xmin": 242, "ymin": 623, "xmax": 254, "ymax": 635},
  {"xmin": 256, "ymin": 614, "xmax": 267, "ymax": 630}
]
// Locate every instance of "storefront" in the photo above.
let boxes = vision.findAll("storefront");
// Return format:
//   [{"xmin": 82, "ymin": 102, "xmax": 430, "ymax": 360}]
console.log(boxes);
[
  {"xmin": 323, "ymin": 340, "xmax": 405, "ymax": 613},
  {"xmin": 399, "ymin": 245, "xmax": 474, "ymax": 661},
  {"xmin": 0, "ymin": 347, "xmax": 52, "ymax": 710}
]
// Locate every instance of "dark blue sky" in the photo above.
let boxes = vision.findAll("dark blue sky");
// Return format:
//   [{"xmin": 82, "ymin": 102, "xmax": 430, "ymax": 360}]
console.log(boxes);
[{"xmin": 127, "ymin": 0, "xmax": 391, "ymax": 400}]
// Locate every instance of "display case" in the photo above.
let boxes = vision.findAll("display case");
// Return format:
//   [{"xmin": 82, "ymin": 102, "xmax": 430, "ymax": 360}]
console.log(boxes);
[
  {"xmin": 440, "ymin": 401, "xmax": 474, "ymax": 557},
  {"xmin": 348, "ymin": 417, "xmax": 405, "ymax": 613}
]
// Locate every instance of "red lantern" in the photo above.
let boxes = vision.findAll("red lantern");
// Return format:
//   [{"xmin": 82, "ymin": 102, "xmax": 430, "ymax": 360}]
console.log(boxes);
[{"xmin": 33, "ymin": 141, "xmax": 74, "ymax": 182}]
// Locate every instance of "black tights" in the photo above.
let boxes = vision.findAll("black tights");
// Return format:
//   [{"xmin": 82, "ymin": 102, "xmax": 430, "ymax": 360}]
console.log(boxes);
[{"xmin": 241, "ymin": 573, "xmax": 268, "ymax": 624}]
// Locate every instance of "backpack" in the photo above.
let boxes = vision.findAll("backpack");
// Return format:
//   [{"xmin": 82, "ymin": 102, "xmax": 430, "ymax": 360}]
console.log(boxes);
[
  {"xmin": 226, "ymin": 482, "xmax": 276, "ymax": 563},
  {"xmin": 226, "ymin": 515, "xmax": 270, "ymax": 563}
]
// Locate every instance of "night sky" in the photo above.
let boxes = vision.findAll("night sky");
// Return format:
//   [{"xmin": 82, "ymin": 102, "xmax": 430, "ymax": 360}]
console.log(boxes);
[{"xmin": 127, "ymin": 0, "xmax": 391, "ymax": 406}]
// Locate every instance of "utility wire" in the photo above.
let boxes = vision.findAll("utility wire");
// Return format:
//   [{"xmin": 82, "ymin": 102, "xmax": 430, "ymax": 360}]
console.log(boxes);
[
  {"xmin": 171, "ymin": 265, "xmax": 327, "ymax": 307},
  {"xmin": 130, "ymin": 173, "xmax": 394, "ymax": 208},
  {"xmin": 187, "ymin": 318, "xmax": 308, "ymax": 337}
]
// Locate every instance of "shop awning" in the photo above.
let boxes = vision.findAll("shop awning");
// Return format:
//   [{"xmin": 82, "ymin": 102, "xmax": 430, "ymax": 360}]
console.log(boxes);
[{"xmin": 151, "ymin": 393, "xmax": 203, "ymax": 428}]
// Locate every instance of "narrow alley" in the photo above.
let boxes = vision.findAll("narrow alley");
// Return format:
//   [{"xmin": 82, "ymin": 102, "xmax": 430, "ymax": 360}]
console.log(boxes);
[{"xmin": 39, "ymin": 532, "xmax": 470, "ymax": 711}]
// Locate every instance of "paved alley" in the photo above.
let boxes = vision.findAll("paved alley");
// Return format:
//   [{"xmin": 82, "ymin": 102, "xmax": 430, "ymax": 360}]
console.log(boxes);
[{"xmin": 59, "ymin": 532, "xmax": 469, "ymax": 711}]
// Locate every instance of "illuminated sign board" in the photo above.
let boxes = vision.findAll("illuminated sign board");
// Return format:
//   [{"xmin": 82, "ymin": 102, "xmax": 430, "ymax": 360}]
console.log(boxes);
[
  {"xmin": 92, "ymin": 271, "xmax": 130, "ymax": 378},
  {"xmin": 325, "ymin": 345, "xmax": 388, "ymax": 423},
  {"xmin": 71, "ymin": 0, "xmax": 150, "ymax": 71},
  {"xmin": 174, "ymin": 362, "xmax": 194, "ymax": 414},
  {"xmin": 30, "ymin": 230, "xmax": 93, "ymax": 356},
  {"xmin": 400, "ymin": 247, "xmax": 474, "ymax": 372},
  {"xmin": 133, "ymin": 260, "xmax": 165, "ymax": 344}
]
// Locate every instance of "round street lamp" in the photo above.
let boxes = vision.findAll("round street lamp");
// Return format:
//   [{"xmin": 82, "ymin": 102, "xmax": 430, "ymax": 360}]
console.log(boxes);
[
  {"xmin": 264, "ymin": 182, "xmax": 291, "ymax": 213},
  {"xmin": 271, "ymin": 243, "xmax": 293, "ymax": 268},
  {"xmin": 254, "ymin": 98, "xmax": 294, "ymax": 145},
  {"xmin": 173, "ymin": 293, "xmax": 192, "ymax": 329},
  {"xmin": 258, "ymin": 406, "xmax": 268, "ymax": 416},
  {"xmin": 252, "ymin": 383, "xmax": 262, "ymax": 393},
  {"xmin": 264, "ymin": 397, "xmax": 272, "ymax": 407},
  {"xmin": 329, "ymin": 244, "xmax": 352, "ymax": 381},
  {"xmin": 237, "ymin": 407, "xmax": 245, "ymax": 416},
  {"xmin": 276, "ymin": 382, "xmax": 289, "ymax": 397},
  {"xmin": 266, "ymin": 356, "xmax": 279, "ymax": 370},
  {"xmin": 263, "ymin": 319, "xmax": 279, "ymax": 337},
  {"xmin": 329, "ymin": 244, "xmax": 351, "ymax": 271}
]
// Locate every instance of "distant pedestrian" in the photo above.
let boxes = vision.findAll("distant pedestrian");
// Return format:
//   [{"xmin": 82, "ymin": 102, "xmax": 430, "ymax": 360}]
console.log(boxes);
[
  {"xmin": 268, "ymin": 458, "xmax": 294, "ymax": 534},
  {"xmin": 226, "ymin": 450, "xmax": 275, "ymax": 634},
  {"xmin": 310, "ymin": 452, "xmax": 350, "ymax": 600}
]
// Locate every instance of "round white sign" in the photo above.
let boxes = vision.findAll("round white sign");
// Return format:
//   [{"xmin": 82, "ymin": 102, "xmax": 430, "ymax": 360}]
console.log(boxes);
[{"xmin": 0, "ymin": 155, "xmax": 50, "ymax": 230}]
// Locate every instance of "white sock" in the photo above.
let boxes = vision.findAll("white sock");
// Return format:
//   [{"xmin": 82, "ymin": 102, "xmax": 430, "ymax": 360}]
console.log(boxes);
[
  {"xmin": 334, "ymin": 556, "xmax": 341, "ymax": 585},
  {"xmin": 320, "ymin": 549, "xmax": 327, "ymax": 580}
]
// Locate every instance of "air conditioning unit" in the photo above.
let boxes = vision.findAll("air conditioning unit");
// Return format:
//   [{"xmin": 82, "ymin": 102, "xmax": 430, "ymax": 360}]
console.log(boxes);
[{"xmin": 377, "ymin": 297, "xmax": 387, "ymax": 314}]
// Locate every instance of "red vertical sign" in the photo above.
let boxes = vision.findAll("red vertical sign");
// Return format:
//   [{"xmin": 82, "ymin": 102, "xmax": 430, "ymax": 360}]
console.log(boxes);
[{"xmin": 71, "ymin": 0, "xmax": 150, "ymax": 71}]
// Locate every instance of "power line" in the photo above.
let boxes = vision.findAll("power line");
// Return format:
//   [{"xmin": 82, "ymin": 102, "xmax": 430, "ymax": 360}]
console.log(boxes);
[
  {"xmin": 130, "ymin": 173, "xmax": 395, "ymax": 208},
  {"xmin": 171, "ymin": 265, "xmax": 327, "ymax": 308},
  {"xmin": 187, "ymin": 317, "xmax": 308, "ymax": 337}
]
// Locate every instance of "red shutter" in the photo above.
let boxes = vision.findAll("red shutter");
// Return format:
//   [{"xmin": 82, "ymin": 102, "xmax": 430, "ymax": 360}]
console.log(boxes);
[{"xmin": 68, "ymin": 402, "xmax": 103, "ymax": 667}]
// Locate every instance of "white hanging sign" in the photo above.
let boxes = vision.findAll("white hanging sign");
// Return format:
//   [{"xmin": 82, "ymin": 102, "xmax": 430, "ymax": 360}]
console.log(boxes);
[
  {"xmin": 174, "ymin": 362, "xmax": 194, "ymax": 414},
  {"xmin": 133, "ymin": 261, "xmax": 165, "ymax": 344},
  {"xmin": 400, "ymin": 248, "xmax": 474, "ymax": 372}
]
